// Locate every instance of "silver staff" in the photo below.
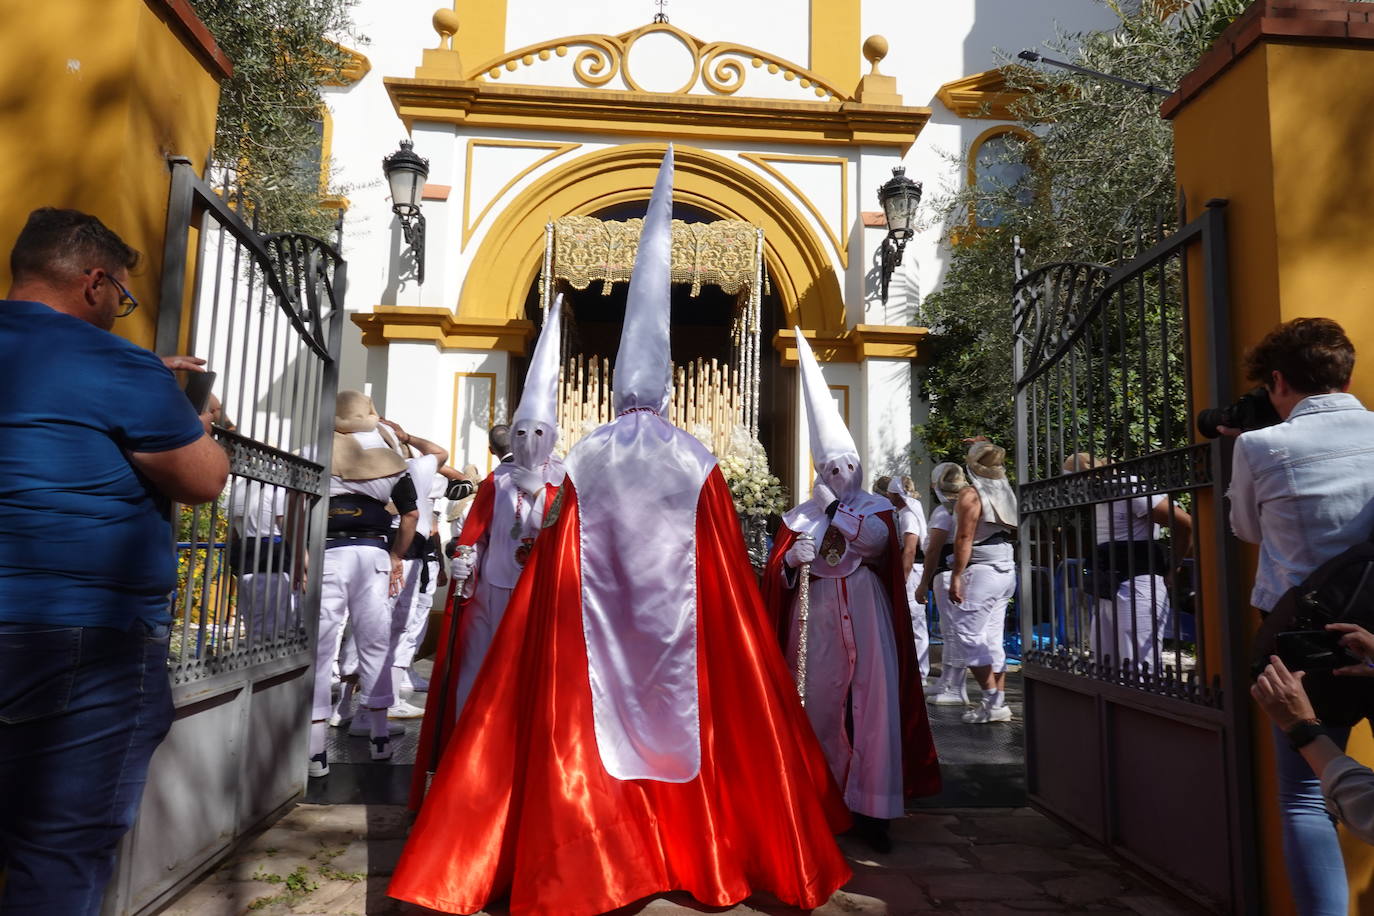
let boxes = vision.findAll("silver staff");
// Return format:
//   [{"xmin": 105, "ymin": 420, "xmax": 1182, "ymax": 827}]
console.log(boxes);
[
  {"xmin": 795, "ymin": 533, "xmax": 813, "ymax": 706},
  {"xmin": 426, "ymin": 544, "xmax": 476, "ymax": 793}
]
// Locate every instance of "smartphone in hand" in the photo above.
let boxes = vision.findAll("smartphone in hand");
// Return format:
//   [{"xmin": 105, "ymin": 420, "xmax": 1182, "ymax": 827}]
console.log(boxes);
[{"xmin": 178, "ymin": 370, "xmax": 217, "ymax": 415}]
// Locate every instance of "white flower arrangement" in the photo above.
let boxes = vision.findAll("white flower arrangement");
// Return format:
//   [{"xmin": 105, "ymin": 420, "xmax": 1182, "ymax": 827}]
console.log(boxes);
[{"xmin": 719, "ymin": 430, "xmax": 788, "ymax": 520}]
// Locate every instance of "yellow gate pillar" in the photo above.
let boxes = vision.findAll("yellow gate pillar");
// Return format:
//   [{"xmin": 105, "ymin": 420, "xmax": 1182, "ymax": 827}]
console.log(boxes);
[
  {"xmin": 1166, "ymin": 2, "xmax": 1374, "ymax": 912},
  {"xmin": 0, "ymin": 0, "xmax": 229, "ymax": 351}
]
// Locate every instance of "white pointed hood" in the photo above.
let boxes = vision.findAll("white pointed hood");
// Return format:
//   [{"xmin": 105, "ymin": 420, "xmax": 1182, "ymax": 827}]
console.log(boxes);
[
  {"xmin": 511, "ymin": 293, "xmax": 564, "ymax": 475},
  {"xmin": 783, "ymin": 327, "xmax": 889, "ymax": 539},
  {"xmin": 795, "ymin": 327, "xmax": 857, "ymax": 467},
  {"xmin": 613, "ymin": 145, "xmax": 674, "ymax": 416}
]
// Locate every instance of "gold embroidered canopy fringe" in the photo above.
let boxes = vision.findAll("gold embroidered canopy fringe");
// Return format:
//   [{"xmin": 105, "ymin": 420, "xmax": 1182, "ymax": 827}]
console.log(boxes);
[{"xmin": 550, "ymin": 215, "xmax": 761, "ymax": 297}]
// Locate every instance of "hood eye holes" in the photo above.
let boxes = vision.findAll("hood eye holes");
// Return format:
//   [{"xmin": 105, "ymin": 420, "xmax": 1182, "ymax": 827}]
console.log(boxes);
[{"xmin": 535, "ymin": 428, "xmax": 544, "ymax": 436}]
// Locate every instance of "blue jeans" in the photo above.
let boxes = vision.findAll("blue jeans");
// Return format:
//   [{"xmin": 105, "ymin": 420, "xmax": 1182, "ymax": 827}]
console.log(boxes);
[
  {"xmin": 1272, "ymin": 723, "xmax": 1352, "ymax": 916},
  {"xmin": 0, "ymin": 619, "xmax": 173, "ymax": 915}
]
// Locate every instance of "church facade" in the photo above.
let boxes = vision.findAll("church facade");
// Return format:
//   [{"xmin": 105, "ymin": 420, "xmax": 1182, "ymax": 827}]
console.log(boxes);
[{"xmin": 322, "ymin": 0, "xmax": 1117, "ymax": 494}]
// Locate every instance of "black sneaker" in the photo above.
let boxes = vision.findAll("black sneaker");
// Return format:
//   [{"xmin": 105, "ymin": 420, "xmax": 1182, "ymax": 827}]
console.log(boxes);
[{"xmin": 308, "ymin": 752, "xmax": 329, "ymax": 778}]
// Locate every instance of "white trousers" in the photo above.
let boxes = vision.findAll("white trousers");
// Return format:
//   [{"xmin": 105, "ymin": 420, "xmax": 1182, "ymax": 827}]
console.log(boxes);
[
  {"xmin": 934, "ymin": 564, "xmax": 1015, "ymax": 670},
  {"xmin": 905, "ymin": 563, "xmax": 929, "ymax": 678},
  {"xmin": 1094, "ymin": 574, "xmax": 1167, "ymax": 671},
  {"xmin": 450, "ymin": 578, "xmax": 514, "ymax": 723},
  {"xmin": 391, "ymin": 558, "xmax": 437, "ymax": 670},
  {"xmin": 239, "ymin": 572, "xmax": 295, "ymax": 645},
  {"xmin": 313, "ymin": 545, "xmax": 396, "ymax": 720}
]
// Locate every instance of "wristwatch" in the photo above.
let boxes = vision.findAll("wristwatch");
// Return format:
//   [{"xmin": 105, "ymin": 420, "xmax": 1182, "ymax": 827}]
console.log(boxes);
[{"xmin": 1286, "ymin": 719, "xmax": 1327, "ymax": 751}]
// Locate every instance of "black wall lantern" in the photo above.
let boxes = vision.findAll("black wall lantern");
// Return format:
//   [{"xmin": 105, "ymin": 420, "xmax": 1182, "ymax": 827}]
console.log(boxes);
[
  {"xmin": 877, "ymin": 165, "xmax": 922, "ymax": 304},
  {"xmin": 382, "ymin": 138, "xmax": 430, "ymax": 284}
]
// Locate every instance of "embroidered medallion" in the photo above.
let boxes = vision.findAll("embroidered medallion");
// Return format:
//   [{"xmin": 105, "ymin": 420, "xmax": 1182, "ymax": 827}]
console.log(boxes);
[
  {"xmin": 820, "ymin": 526, "xmax": 846, "ymax": 567},
  {"xmin": 514, "ymin": 537, "xmax": 535, "ymax": 567}
]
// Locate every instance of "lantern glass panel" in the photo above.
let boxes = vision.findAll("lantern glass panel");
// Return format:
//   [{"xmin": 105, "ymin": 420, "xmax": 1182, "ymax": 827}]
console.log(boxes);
[{"xmin": 388, "ymin": 168, "xmax": 421, "ymax": 211}]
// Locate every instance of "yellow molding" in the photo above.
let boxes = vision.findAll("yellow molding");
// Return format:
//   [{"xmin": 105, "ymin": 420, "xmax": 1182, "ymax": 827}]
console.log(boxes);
[
  {"xmin": 851, "ymin": 323, "xmax": 929, "ymax": 360},
  {"xmin": 773, "ymin": 324, "xmax": 929, "ymax": 365},
  {"xmin": 462, "ymin": 139, "xmax": 581, "ymax": 250},
  {"xmin": 936, "ymin": 67, "xmax": 1031, "ymax": 120},
  {"xmin": 467, "ymin": 22, "xmax": 849, "ymax": 102},
  {"xmin": 322, "ymin": 42, "xmax": 371, "ymax": 86},
  {"xmin": 774, "ymin": 328, "xmax": 857, "ymax": 364},
  {"xmin": 454, "ymin": 142, "xmax": 848, "ymax": 334},
  {"xmin": 809, "ymin": 0, "xmax": 860, "ymax": 97},
  {"xmin": 452, "ymin": 370, "xmax": 499, "ymax": 475},
  {"xmin": 352, "ymin": 307, "xmax": 536, "ymax": 353},
  {"xmin": 384, "ymin": 77, "xmax": 929, "ymax": 150},
  {"xmin": 740, "ymin": 152, "xmax": 849, "ymax": 268},
  {"xmin": 454, "ymin": 0, "xmax": 506, "ymax": 81}
]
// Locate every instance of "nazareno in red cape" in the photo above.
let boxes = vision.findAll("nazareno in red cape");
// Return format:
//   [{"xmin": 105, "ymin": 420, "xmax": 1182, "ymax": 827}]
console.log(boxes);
[
  {"xmin": 762, "ymin": 509, "xmax": 943, "ymax": 800},
  {"xmin": 390, "ymin": 471, "xmax": 853, "ymax": 916}
]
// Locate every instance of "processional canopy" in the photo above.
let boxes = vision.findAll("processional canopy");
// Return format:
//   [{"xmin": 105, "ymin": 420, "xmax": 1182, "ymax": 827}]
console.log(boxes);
[
  {"xmin": 550, "ymin": 216, "xmax": 763, "ymax": 298},
  {"xmin": 541, "ymin": 212, "xmax": 766, "ymax": 456}
]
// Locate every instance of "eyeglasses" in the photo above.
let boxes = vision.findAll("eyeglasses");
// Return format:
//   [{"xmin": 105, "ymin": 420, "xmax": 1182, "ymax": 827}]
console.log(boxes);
[{"xmin": 108, "ymin": 275, "xmax": 139, "ymax": 318}]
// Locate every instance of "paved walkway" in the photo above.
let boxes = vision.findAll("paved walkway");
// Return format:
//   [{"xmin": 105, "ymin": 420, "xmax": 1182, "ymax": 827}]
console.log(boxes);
[{"xmin": 162, "ymin": 803, "xmax": 1202, "ymax": 916}]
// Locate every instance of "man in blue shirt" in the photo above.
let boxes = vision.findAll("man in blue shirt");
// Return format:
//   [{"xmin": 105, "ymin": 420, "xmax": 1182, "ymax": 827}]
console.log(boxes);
[{"xmin": 0, "ymin": 208, "xmax": 229, "ymax": 913}]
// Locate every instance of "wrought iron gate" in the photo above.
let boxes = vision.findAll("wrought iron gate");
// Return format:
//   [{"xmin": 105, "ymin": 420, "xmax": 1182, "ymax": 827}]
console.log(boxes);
[
  {"xmin": 1013, "ymin": 200, "xmax": 1255, "ymax": 913},
  {"xmin": 105, "ymin": 158, "xmax": 346, "ymax": 915}
]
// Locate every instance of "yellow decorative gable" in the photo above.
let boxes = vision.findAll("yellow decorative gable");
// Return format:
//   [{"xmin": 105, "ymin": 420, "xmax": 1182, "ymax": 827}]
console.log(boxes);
[{"xmin": 936, "ymin": 67, "xmax": 1030, "ymax": 120}]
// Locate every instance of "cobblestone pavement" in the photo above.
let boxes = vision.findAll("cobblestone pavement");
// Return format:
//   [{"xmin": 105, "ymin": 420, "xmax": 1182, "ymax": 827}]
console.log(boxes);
[{"xmin": 162, "ymin": 803, "xmax": 1204, "ymax": 916}]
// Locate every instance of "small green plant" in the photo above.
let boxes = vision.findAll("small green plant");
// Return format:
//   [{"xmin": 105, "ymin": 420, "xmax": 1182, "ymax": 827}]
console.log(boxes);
[
  {"xmin": 287, "ymin": 866, "xmax": 318, "ymax": 894},
  {"xmin": 246, "ymin": 865, "xmax": 319, "ymax": 908}
]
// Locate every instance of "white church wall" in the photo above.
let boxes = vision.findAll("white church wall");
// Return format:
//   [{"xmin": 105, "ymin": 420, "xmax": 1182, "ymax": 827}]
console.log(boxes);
[
  {"xmin": 862, "ymin": 357, "xmax": 914, "ymax": 481},
  {"xmin": 379, "ymin": 342, "xmax": 515, "ymax": 477}
]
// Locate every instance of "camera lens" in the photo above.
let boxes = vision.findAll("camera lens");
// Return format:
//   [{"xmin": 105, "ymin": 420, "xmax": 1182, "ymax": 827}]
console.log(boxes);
[{"xmin": 1196, "ymin": 407, "xmax": 1228, "ymax": 439}]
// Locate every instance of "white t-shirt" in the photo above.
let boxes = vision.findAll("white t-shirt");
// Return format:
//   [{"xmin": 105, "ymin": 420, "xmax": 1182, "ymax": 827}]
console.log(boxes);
[
  {"xmin": 898, "ymin": 506, "xmax": 927, "ymax": 542},
  {"xmin": 401, "ymin": 454, "xmax": 440, "ymax": 539},
  {"xmin": 1094, "ymin": 494, "xmax": 1163, "ymax": 544},
  {"xmin": 229, "ymin": 481, "xmax": 286, "ymax": 538}
]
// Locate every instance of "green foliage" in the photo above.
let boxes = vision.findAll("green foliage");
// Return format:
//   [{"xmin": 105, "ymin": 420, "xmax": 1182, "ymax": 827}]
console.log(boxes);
[
  {"xmin": 917, "ymin": 0, "xmax": 1251, "ymax": 463},
  {"xmin": 187, "ymin": 0, "xmax": 363, "ymax": 235}
]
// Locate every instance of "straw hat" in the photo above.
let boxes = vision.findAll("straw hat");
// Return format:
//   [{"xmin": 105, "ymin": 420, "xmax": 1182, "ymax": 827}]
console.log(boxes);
[
  {"xmin": 932, "ymin": 462, "xmax": 969, "ymax": 502},
  {"xmin": 330, "ymin": 431, "xmax": 406, "ymax": 480},
  {"xmin": 335, "ymin": 390, "xmax": 379, "ymax": 434},
  {"xmin": 966, "ymin": 442, "xmax": 1008, "ymax": 480}
]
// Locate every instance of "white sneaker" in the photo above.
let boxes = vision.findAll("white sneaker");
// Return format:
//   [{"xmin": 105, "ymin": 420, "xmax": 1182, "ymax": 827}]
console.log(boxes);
[
  {"xmin": 922, "ymin": 679, "xmax": 948, "ymax": 696},
  {"xmin": 308, "ymin": 752, "xmax": 329, "ymax": 778},
  {"xmin": 962, "ymin": 701, "xmax": 1012, "ymax": 724},
  {"xmin": 370, "ymin": 736, "xmax": 393, "ymax": 761},
  {"xmin": 929, "ymin": 690, "xmax": 970, "ymax": 706},
  {"xmin": 406, "ymin": 669, "xmax": 430, "ymax": 692},
  {"xmin": 347, "ymin": 709, "xmax": 404, "ymax": 737},
  {"xmin": 387, "ymin": 699, "xmax": 426, "ymax": 719}
]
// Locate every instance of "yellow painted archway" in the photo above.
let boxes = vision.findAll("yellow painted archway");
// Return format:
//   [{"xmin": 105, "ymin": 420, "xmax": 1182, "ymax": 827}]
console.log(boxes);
[{"xmin": 457, "ymin": 143, "xmax": 847, "ymax": 333}]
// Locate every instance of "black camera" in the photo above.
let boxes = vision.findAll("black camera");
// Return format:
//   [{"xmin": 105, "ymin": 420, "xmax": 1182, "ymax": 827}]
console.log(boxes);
[{"xmin": 1196, "ymin": 386, "xmax": 1282, "ymax": 439}]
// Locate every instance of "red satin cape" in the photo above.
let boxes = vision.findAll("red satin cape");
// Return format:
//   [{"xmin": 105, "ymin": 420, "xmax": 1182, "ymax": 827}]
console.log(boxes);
[
  {"xmin": 389, "ymin": 470, "xmax": 852, "ymax": 916},
  {"xmin": 763, "ymin": 513, "xmax": 942, "ymax": 799}
]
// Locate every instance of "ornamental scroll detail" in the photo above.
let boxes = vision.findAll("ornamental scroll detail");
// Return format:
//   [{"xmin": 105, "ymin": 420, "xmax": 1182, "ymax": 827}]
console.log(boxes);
[
  {"xmin": 470, "ymin": 22, "xmax": 849, "ymax": 102},
  {"xmin": 553, "ymin": 216, "xmax": 759, "ymax": 297}
]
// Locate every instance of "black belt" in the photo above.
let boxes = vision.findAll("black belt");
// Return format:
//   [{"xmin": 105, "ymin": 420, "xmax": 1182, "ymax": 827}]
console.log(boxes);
[{"xmin": 326, "ymin": 535, "xmax": 389, "ymax": 550}]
